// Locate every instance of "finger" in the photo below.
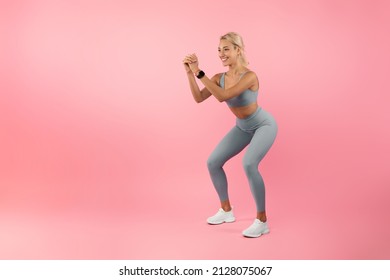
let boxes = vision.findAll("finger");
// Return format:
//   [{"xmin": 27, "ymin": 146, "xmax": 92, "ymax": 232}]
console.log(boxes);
[
  {"xmin": 186, "ymin": 58, "xmax": 196, "ymax": 63},
  {"xmin": 188, "ymin": 56, "xmax": 197, "ymax": 62}
]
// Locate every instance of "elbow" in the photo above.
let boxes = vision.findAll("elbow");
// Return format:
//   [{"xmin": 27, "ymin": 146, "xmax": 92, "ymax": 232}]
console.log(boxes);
[
  {"xmin": 194, "ymin": 97, "xmax": 203, "ymax": 103},
  {"xmin": 216, "ymin": 96, "xmax": 226, "ymax": 103}
]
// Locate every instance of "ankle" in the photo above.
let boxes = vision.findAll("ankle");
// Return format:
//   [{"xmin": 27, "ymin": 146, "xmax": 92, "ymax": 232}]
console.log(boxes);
[
  {"xmin": 220, "ymin": 200, "xmax": 232, "ymax": 212},
  {"xmin": 222, "ymin": 206, "xmax": 232, "ymax": 212},
  {"xmin": 257, "ymin": 212, "xmax": 267, "ymax": 222}
]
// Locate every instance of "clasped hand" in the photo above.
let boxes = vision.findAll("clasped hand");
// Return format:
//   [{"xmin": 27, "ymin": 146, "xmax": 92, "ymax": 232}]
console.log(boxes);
[{"xmin": 183, "ymin": 53, "xmax": 200, "ymax": 74}]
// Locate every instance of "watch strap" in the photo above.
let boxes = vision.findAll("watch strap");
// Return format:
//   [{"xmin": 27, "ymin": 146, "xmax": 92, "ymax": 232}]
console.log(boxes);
[{"xmin": 196, "ymin": 70, "xmax": 205, "ymax": 79}]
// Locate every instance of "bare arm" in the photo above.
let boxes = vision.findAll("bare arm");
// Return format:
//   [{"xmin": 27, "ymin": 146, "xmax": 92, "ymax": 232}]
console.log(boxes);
[
  {"xmin": 185, "ymin": 71, "xmax": 222, "ymax": 103},
  {"xmin": 185, "ymin": 70, "xmax": 212, "ymax": 103},
  {"xmin": 183, "ymin": 56, "xmax": 221, "ymax": 103}
]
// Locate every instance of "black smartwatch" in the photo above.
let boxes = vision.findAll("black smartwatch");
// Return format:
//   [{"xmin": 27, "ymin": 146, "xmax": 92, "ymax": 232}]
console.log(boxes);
[{"xmin": 196, "ymin": 70, "xmax": 205, "ymax": 79}]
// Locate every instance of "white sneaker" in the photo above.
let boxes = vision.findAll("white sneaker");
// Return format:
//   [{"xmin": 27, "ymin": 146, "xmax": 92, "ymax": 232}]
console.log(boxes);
[
  {"xmin": 207, "ymin": 208, "xmax": 235, "ymax": 225},
  {"xmin": 242, "ymin": 219, "xmax": 270, "ymax": 238}
]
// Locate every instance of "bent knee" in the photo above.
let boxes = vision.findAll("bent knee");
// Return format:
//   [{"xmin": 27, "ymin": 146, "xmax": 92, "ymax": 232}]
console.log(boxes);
[
  {"xmin": 207, "ymin": 156, "xmax": 224, "ymax": 170},
  {"xmin": 242, "ymin": 158, "xmax": 259, "ymax": 173}
]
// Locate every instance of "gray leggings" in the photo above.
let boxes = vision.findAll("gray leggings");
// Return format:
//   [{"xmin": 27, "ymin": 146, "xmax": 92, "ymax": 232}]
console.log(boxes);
[{"xmin": 207, "ymin": 107, "xmax": 278, "ymax": 212}]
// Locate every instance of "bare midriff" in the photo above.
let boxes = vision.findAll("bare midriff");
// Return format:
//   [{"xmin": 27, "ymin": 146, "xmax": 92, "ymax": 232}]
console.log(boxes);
[{"xmin": 229, "ymin": 102, "xmax": 258, "ymax": 119}]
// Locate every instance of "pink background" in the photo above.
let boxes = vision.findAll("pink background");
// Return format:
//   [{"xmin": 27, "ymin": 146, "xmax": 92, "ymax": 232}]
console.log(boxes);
[{"xmin": 1, "ymin": 0, "xmax": 390, "ymax": 259}]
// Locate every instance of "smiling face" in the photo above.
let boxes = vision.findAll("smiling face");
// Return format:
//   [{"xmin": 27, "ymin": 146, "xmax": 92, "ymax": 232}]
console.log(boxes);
[{"xmin": 218, "ymin": 39, "xmax": 241, "ymax": 67}]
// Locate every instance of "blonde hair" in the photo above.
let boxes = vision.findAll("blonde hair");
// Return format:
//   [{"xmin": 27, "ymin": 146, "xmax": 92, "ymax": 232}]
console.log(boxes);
[{"xmin": 220, "ymin": 32, "xmax": 249, "ymax": 66}]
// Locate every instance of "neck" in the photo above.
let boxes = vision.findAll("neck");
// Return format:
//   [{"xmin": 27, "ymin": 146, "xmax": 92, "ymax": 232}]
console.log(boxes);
[{"xmin": 227, "ymin": 63, "xmax": 246, "ymax": 76}]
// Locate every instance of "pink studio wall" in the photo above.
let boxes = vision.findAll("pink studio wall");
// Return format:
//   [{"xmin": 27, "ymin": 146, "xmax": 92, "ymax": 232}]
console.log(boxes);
[{"xmin": 1, "ymin": 0, "xmax": 390, "ymax": 259}]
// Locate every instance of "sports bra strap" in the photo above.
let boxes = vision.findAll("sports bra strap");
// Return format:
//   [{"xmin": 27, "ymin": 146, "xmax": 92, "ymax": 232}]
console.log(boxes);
[
  {"xmin": 219, "ymin": 73, "xmax": 225, "ymax": 88},
  {"xmin": 239, "ymin": 71, "xmax": 249, "ymax": 80}
]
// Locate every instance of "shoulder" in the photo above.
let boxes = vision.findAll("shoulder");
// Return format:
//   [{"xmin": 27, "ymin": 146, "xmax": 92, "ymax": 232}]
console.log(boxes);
[
  {"xmin": 242, "ymin": 70, "xmax": 258, "ymax": 80},
  {"xmin": 241, "ymin": 70, "xmax": 259, "ymax": 91},
  {"xmin": 242, "ymin": 70, "xmax": 259, "ymax": 84}
]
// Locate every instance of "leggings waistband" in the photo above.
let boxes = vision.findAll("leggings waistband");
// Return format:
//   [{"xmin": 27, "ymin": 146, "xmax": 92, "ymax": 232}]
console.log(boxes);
[{"xmin": 236, "ymin": 107, "xmax": 277, "ymax": 133}]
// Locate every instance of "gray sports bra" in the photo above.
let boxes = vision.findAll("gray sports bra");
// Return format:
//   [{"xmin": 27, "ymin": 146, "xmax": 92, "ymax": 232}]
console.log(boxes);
[{"xmin": 219, "ymin": 72, "xmax": 258, "ymax": 108}]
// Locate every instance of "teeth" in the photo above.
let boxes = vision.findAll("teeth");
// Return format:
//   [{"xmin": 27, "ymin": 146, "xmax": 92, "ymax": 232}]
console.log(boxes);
[{"xmin": 221, "ymin": 57, "xmax": 228, "ymax": 61}]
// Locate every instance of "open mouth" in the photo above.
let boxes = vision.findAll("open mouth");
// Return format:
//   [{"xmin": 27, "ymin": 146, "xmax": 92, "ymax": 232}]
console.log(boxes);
[{"xmin": 221, "ymin": 57, "xmax": 228, "ymax": 62}]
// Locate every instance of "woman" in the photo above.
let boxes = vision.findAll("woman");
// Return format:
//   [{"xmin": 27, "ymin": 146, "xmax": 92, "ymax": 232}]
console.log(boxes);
[{"xmin": 183, "ymin": 32, "xmax": 278, "ymax": 238}]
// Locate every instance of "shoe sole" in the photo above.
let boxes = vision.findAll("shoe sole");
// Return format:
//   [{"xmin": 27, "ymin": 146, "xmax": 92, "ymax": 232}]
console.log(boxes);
[
  {"xmin": 242, "ymin": 229, "xmax": 270, "ymax": 238},
  {"xmin": 207, "ymin": 217, "xmax": 236, "ymax": 225}
]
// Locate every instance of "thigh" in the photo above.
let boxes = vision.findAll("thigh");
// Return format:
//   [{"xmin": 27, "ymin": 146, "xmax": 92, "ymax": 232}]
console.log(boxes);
[
  {"xmin": 209, "ymin": 126, "xmax": 252, "ymax": 164},
  {"xmin": 244, "ymin": 123, "xmax": 278, "ymax": 164}
]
